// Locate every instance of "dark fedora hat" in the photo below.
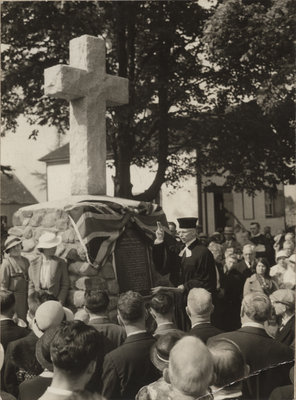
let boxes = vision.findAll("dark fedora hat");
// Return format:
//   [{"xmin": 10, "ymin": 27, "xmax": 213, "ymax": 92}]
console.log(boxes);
[
  {"xmin": 35, "ymin": 326, "xmax": 58, "ymax": 371},
  {"xmin": 150, "ymin": 330, "xmax": 184, "ymax": 372}
]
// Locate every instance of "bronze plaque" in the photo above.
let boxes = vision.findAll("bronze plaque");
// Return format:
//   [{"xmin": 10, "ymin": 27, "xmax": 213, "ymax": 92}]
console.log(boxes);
[{"xmin": 114, "ymin": 224, "xmax": 152, "ymax": 295}]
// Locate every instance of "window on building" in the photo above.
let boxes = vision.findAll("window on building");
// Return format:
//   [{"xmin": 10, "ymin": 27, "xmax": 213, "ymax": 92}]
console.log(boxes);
[
  {"xmin": 242, "ymin": 190, "xmax": 254, "ymax": 220},
  {"xmin": 264, "ymin": 191, "xmax": 274, "ymax": 217}
]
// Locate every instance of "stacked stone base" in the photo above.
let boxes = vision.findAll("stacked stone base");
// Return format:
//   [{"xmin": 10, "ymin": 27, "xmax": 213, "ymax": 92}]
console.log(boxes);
[{"xmin": 11, "ymin": 202, "xmax": 119, "ymax": 322}]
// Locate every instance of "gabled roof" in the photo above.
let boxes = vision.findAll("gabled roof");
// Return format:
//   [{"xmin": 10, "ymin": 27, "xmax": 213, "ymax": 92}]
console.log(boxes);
[
  {"xmin": 39, "ymin": 143, "xmax": 70, "ymax": 163},
  {"xmin": 1, "ymin": 172, "xmax": 38, "ymax": 204},
  {"xmin": 39, "ymin": 143, "xmax": 113, "ymax": 164}
]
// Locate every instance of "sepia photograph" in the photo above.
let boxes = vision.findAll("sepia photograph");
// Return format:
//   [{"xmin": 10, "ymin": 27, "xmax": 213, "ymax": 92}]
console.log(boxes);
[{"xmin": 0, "ymin": 1, "xmax": 295, "ymax": 399}]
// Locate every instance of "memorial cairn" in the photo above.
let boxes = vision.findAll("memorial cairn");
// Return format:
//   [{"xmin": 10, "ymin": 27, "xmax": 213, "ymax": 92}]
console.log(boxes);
[{"xmin": 9, "ymin": 35, "xmax": 171, "ymax": 321}]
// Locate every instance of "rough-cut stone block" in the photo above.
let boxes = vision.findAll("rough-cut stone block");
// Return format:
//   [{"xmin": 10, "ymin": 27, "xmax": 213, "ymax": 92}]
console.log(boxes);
[
  {"xmin": 75, "ymin": 276, "xmax": 107, "ymax": 291},
  {"xmin": 68, "ymin": 261, "xmax": 98, "ymax": 276},
  {"xmin": 67, "ymin": 290, "xmax": 85, "ymax": 308},
  {"xmin": 22, "ymin": 210, "xmax": 33, "ymax": 218},
  {"xmin": 22, "ymin": 218, "xmax": 31, "ymax": 227},
  {"xmin": 55, "ymin": 217, "xmax": 69, "ymax": 231},
  {"xmin": 12, "ymin": 212, "xmax": 23, "ymax": 226},
  {"xmin": 55, "ymin": 243, "xmax": 66, "ymax": 257},
  {"xmin": 66, "ymin": 248, "xmax": 83, "ymax": 262},
  {"xmin": 31, "ymin": 212, "xmax": 45, "ymax": 227},
  {"xmin": 74, "ymin": 308, "xmax": 89, "ymax": 323},
  {"xmin": 107, "ymin": 280, "xmax": 119, "ymax": 295},
  {"xmin": 101, "ymin": 262, "xmax": 115, "ymax": 279},
  {"xmin": 41, "ymin": 212, "xmax": 57, "ymax": 228},
  {"xmin": 69, "ymin": 273, "xmax": 80, "ymax": 289},
  {"xmin": 77, "ymin": 245, "xmax": 87, "ymax": 261},
  {"xmin": 107, "ymin": 296, "xmax": 118, "ymax": 311},
  {"xmin": 23, "ymin": 226, "xmax": 33, "ymax": 239},
  {"xmin": 22, "ymin": 238, "xmax": 36, "ymax": 252},
  {"xmin": 62, "ymin": 229, "xmax": 76, "ymax": 243},
  {"xmin": 8, "ymin": 227, "xmax": 24, "ymax": 237},
  {"xmin": 33, "ymin": 227, "xmax": 58, "ymax": 241}
]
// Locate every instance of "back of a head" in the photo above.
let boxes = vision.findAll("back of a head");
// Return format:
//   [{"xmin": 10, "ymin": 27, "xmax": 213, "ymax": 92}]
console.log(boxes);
[
  {"xmin": 187, "ymin": 288, "xmax": 212, "ymax": 316},
  {"xmin": 150, "ymin": 293, "xmax": 173, "ymax": 315},
  {"xmin": 208, "ymin": 338, "xmax": 246, "ymax": 388},
  {"xmin": 169, "ymin": 336, "xmax": 213, "ymax": 397},
  {"xmin": 0, "ymin": 290, "xmax": 15, "ymax": 315},
  {"xmin": 50, "ymin": 320, "xmax": 101, "ymax": 376},
  {"xmin": 28, "ymin": 290, "xmax": 58, "ymax": 317},
  {"xmin": 117, "ymin": 291, "xmax": 144, "ymax": 322},
  {"xmin": 242, "ymin": 292, "xmax": 271, "ymax": 323},
  {"xmin": 243, "ymin": 244, "xmax": 255, "ymax": 254},
  {"xmin": 84, "ymin": 290, "xmax": 109, "ymax": 314}
]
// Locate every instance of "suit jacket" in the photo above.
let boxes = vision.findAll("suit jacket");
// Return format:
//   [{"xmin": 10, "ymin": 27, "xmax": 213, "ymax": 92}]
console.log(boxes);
[
  {"xmin": 243, "ymin": 274, "xmax": 277, "ymax": 297},
  {"xmin": 0, "ymin": 319, "xmax": 29, "ymax": 351},
  {"xmin": 188, "ymin": 323, "xmax": 223, "ymax": 343},
  {"xmin": 18, "ymin": 375, "xmax": 52, "ymax": 400},
  {"xmin": 3, "ymin": 331, "xmax": 42, "ymax": 396},
  {"xmin": 210, "ymin": 326, "xmax": 294, "ymax": 400},
  {"xmin": 234, "ymin": 260, "xmax": 256, "ymax": 276},
  {"xmin": 153, "ymin": 239, "xmax": 217, "ymax": 294},
  {"xmin": 275, "ymin": 315, "xmax": 295, "ymax": 348},
  {"xmin": 28, "ymin": 255, "xmax": 69, "ymax": 304},
  {"xmin": 102, "ymin": 332, "xmax": 159, "ymax": 400},
  {"xmin": 153, "ymin": 322, "xmax": 180, "ymax": 337},
  {"xmin": 88, "ymin": 317, "xmax": 126, "ymax": 348}
]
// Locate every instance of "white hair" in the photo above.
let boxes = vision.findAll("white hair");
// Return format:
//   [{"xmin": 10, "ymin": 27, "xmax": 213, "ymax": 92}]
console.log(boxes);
[
  {"xmin": 169, "ymin": 336, "xmax": 213, "ymax": 397},
  {"xmin": 187, "ymin": 288, "xmax": 212, "ymax": 315}
]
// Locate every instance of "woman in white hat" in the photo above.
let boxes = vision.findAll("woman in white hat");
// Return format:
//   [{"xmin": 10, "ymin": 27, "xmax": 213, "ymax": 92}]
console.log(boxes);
[
  {"xmin": 28, "ymin": 232, "xmax": 69, "ymax": 304},
  {"xmin": 0, "ymin": 236, "xmax": 29, "ymax": 320}
]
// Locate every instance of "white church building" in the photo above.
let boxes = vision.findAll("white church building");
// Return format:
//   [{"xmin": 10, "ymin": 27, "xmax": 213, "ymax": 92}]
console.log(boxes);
[{"xmin": 39, "ymin": 143, "xmax": 286, "ymax": 235}]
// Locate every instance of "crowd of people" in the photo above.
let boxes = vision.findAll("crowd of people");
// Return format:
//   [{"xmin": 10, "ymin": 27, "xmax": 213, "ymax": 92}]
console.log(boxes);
[{"xmin": 0, "ymin": 218, "xmax": 295, "ymax": 400}]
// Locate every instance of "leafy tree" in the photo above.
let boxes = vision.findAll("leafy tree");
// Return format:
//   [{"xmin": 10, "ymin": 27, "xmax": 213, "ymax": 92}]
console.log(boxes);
[
  {"xmin": 1, "ymin": 1, "xmax": 210, "ymax": 200},
  {"xmin": 1, "ymin": 0, "xmax": 294, "ymax": 200},
  {"xmin": 200, "ymin": 0, "xmax": 295, "ymax": 192}
]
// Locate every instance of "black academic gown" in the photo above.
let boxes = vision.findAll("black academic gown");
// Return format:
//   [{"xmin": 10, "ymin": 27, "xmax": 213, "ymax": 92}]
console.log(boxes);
[{"xmin": 153, "ymin": 239, "xmax": 217, "ymax": 330}]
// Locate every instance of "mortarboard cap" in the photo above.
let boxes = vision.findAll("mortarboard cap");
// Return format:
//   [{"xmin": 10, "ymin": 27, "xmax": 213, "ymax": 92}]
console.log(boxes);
[{"xmin": 177, "ymin": 217, "xmax": 198, "ymax": 229}]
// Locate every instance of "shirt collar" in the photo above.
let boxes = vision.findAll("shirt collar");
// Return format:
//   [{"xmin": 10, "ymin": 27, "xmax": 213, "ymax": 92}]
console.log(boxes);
[
  {"xmin": 211, "ymin": 386, "xmax": 242, "ymax": 400},
  {"xmin": 0, "ymin": 316, "xmax": 12, "ymax": 321},
  {"xmin": 47, "ymin": 387, "xmax": 73, "ymax": 396},
  {"xmin": 157, "ymin": 322, "xmax": 174, "ymax": 327},
  {"xmin": 191, "ymin": 321, "xmax": 211, "ymax": 328},
  {"xmin": 242, "ymin": 322, "xmax": 265, "ymax": 330},
  {"xmin": 39, "ymin": 370, "xmax": 54, "ymax": 378},
  {"xmin": 127, "ymin": 329, "xmax": 146, "ymax": 337}
]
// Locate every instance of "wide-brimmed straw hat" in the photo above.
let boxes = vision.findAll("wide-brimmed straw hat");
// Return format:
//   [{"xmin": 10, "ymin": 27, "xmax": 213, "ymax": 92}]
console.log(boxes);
[
  {"xmin": 37, "ymin": 232, "xmax": 62, "ymax": 249},
  {"xmin": 150, "ymin": 331, "xmax": 184, "ymax": 372},
  {"xmin": 4, "ymin": 236, "xmax": 22, "ymax": 253},
  {"xmin": 32, "ymin": 301, "xmax": 73, "ymax": 338}
]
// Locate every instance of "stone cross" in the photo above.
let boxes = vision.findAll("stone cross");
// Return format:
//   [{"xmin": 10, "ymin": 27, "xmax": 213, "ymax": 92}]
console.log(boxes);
[{"xmin": 44, "ymin": 35, "xmax": 128, "ymax": 195}]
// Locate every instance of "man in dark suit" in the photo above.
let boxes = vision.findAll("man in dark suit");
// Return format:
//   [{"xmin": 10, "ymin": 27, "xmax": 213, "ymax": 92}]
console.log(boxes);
[
  {"xmin": 153, "ymin": 218, "xmax": 216, "ymax": 330},
  {"xmin": 210, "ymin": 292, "xmax": 294, "ymax": 400},
  {"xmin": 0, "ymin": 290, "xmax": 29, "ymax": 351},
  {"xmin": 234, "ymin": 244, "xmax": 257, "ymax": 281},
  {"xmin": 149, "ymin": 293, "xmax": 179, "ymax": 337},
  {"xmin": 186, "ymin": 288, "xmax": 223, "ymax": 342},
  {"xmin": 250, "ymin": 221, "xmax": 274, "ymax": 265},
  {"xmin": 101, "ymin": 291, "xmax": 159, "ymax": 400},
  {"xmin": 85, "ymin": 289, "xmax": 126, "ymax": 348},
  {"xmin": 270, "ymin": 289, "xmax": 295, "ymax": 348}
]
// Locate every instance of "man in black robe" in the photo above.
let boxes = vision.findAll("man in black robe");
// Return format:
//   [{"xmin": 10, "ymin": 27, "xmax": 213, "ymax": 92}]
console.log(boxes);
[{"xmin": 152, "ymin": 217, "xmax": 216, "ymax": 330}]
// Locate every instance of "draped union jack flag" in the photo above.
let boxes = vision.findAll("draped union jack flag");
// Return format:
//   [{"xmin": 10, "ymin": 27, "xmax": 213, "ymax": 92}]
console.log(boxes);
[{"xmin": 65, "ymin": 199, "xmax": 169, "ymax": 268}]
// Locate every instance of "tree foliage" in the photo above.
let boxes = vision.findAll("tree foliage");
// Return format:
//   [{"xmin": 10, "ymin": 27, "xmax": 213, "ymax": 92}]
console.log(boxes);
[
  {"xmin": 200, "ymin": 0, "xmax": 295, "ymax": 192},
  {"xmin": 1, "ymin": 0, "xmax": 294, "ymax": 200}
]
